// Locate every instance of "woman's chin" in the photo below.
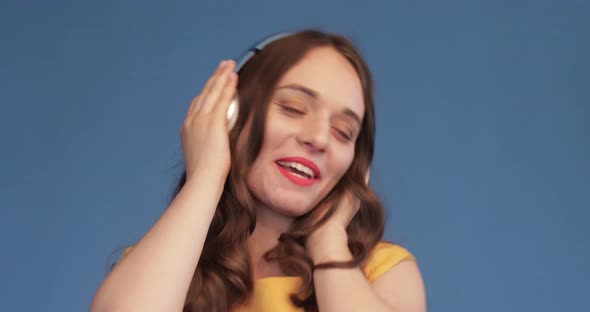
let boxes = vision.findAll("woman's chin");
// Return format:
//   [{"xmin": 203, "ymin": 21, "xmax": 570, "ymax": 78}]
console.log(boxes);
[{"xmin": 266, "ymin": 198, "xmax": 316, "ymax": 218}]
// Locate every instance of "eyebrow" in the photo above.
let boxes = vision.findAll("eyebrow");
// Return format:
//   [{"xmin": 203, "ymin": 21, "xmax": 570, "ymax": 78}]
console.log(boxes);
[
  {"xmin": 276, "ymin": 83, "xmax": 363, "ymax": 126},
  {"xmin": 277, "ymin": 84, "xmax": 318, "ymax": 98}
]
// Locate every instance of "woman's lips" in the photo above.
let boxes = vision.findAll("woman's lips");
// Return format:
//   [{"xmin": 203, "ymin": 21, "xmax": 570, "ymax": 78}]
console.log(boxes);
[
  {"xmin": 275, "ymin": 163, "xmax": 318, "ymax": 186},
  {"xmin": 275, "ymin": 156, "xmax": 321, "ymax": 178}
]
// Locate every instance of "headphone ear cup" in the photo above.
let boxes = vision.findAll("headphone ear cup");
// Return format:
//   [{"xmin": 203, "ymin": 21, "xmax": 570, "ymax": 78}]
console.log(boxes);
[{"xmin": 227, "ymin": 94, "xmax": 239, "ymax": 131}]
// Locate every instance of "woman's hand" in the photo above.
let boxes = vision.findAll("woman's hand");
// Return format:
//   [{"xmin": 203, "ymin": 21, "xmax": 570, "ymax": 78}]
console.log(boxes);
[
  {"xmin": 306, "ymin": 169, "xmax": 371, "ymax": 265},
  {"xmin": 180, "ymin": 60, "xmax": 238, "ymax": 182},
  {"xmin": 306, "ymin": 189, "xmax": 360, "ymax": 265}
]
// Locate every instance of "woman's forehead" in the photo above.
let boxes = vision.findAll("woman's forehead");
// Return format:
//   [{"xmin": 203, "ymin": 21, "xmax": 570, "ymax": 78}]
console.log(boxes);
[{"xmin": 275, "ymin": 47, "xmax": 365, "ymax": 117}]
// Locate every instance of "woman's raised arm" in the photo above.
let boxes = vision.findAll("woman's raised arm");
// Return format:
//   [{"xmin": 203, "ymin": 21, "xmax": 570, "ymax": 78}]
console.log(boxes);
[{"xmin": 90, "ymin": 60, "xmax": 238, "ymax": 312}]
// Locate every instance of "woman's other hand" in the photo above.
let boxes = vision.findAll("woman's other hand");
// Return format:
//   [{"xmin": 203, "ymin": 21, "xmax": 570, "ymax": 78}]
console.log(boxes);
[{"xmin": 306, "ymin": 168, "xmax": 371, "ymax": 265}]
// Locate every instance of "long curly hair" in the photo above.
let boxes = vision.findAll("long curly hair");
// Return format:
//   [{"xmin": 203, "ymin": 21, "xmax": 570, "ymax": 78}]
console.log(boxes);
[{"xmin": 176, "ymin": 29, "xmax": 385, "ymax": 312}]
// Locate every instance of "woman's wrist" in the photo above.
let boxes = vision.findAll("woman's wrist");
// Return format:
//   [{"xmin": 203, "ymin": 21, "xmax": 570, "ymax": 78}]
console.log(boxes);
[{"xmin": 306, "ymin": 223, "xmax": 352, "ymax": 265}]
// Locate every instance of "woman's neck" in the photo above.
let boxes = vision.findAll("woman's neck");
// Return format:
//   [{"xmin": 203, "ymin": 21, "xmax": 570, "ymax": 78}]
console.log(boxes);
[{"xmin": 248, "ymin": 204, "xmax": 294, "ymax": 279}]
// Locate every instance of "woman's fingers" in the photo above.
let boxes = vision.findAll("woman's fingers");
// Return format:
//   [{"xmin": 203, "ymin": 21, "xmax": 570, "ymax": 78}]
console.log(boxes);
[
  {"xmin": 338, "ymin": 191, "xmax": 361, "ymax": 226},
  {"xmin": 197, "ymin": 60, "xmax": 236, "ymax": 113},
  {"xmin": 187, "ymin": 60, "xmax": 231, "ymax": 115},
  {"xmin": 313, "ymin": 190, "xmax": 359, "ymax": 229}
]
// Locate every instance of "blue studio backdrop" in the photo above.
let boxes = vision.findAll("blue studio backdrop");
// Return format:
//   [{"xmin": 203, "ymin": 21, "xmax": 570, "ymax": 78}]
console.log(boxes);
[{"xmin": 1, "ymin": 1, "xmax": 589, "ymax": 311}]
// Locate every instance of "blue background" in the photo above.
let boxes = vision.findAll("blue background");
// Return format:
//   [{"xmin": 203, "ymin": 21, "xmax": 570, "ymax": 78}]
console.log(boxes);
[{"xmin": 1, "ymin": 0, "xmax": 588, "ymax": 311}]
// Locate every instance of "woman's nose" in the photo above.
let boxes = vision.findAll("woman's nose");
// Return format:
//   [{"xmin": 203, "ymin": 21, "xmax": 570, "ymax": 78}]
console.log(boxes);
[{"xmin": 296, "ymin": 116, "xmax": 330, "ymax": 152}]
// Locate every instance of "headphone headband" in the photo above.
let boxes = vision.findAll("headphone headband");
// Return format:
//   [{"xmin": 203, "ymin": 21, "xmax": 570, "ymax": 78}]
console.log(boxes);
[{"xmin": 235, "ymin": 32, "xmax": 294, "ymax": 71}]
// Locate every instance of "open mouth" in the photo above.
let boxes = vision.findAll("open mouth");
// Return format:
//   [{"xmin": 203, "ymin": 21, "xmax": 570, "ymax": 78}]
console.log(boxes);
[
  {"xmin": 274, "ymin": 157, "xmax": 320, "ymax": 186},
  {"xmin": 276, "ymin": 161, "xmax": 315, "ymax": 179}
]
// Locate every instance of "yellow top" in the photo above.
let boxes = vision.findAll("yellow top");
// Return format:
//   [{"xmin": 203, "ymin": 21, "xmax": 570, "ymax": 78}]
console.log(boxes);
[
  {"xmin": 233, "ymin": 241, "xmax": 414, "ymax": 312},
  {"xmin": 122, "ymin": 241, "xmax": 414, "ymax": 312}
]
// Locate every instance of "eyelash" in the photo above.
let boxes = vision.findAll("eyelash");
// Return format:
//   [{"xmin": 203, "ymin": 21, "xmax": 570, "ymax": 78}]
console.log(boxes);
[
  {"xmin": 279, "ymin": 105, "xmax": 304, "ymax": 115},
  {"xmin": 334, "ymin": 128, "xmax": 353, "ymax": 141}
]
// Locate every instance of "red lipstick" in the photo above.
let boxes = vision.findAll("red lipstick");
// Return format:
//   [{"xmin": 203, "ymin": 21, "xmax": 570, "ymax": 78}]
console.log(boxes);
[{"xmin": 275, "ymin": 157, "xmax": 321, "ymax": 187}]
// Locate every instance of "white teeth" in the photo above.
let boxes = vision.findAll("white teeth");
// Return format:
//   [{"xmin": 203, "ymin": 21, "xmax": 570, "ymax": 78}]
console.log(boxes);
[{"xmin": 277, "ymin": 161, "xmax": 316, "ymax": 178}]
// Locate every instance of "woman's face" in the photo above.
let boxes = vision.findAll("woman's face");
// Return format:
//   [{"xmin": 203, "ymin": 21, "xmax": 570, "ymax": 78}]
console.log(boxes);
[{"xmin": 243, "ymin": 46, "xmax": 365, "ymax": 217}]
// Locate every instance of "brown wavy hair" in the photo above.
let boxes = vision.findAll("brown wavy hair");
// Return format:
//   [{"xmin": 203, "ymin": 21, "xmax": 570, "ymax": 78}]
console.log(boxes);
[{"xmin": 174, "ymin": 29, "xmax": 384, "ymax": 312}]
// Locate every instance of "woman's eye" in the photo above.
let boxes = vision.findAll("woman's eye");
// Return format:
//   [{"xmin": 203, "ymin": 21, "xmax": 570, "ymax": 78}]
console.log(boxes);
[
  {"xmin": 334, "ymin": 128, "xmax": 353, "ymax": 141},
  {"xmin": 280, "ymin": 105, "xmax": 304, "ymax": 115}
]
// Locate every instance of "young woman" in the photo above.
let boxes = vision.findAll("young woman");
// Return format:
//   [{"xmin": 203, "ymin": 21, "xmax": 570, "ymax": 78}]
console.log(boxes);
[{"xmin": 91, "ymin": 29, "xmax": 426, "ymax": 312}]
